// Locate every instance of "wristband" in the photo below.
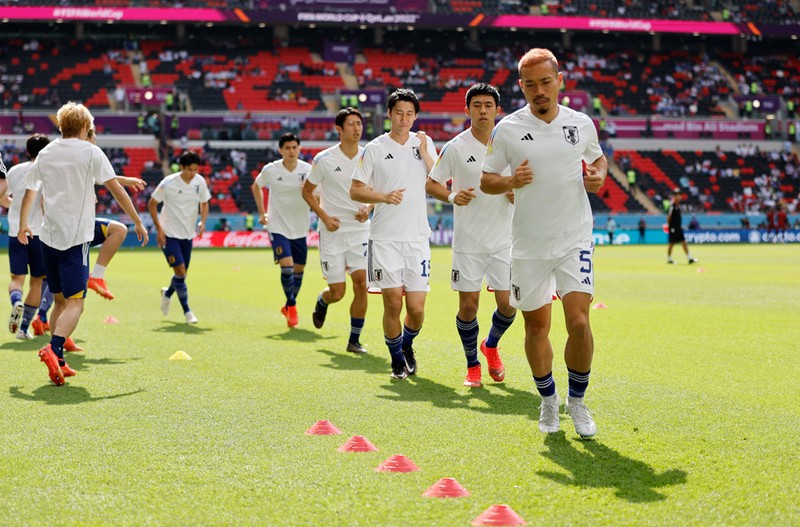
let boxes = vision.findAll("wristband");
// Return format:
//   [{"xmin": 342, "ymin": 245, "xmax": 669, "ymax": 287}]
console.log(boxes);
[{"xmin": 447, "ymin": 192, "xmax": 456, "ymax": 204}]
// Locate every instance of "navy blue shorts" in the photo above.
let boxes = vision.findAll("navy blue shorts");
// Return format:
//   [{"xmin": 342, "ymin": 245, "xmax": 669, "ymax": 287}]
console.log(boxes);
[
  {"xmin": 41, "ymin": 242, "xmax": 89, "ymax": 299},
  {"xmin": 91, "ymin": 218, "xmax": 112, "ymax": 247},
  {"xmin": 162, "ymin": 237, "xmax": 193, "ymax": 269},
  {"xmin": 8, "ymin": 235, "xmax": 46, "ymax": 277},
  {"xmin": 270, "ymin": 233, "xmax": 307, "ymax": 265}
]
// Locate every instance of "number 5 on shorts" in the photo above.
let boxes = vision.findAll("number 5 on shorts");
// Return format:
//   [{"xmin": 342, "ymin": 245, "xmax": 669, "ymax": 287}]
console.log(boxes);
[{"xmin": 579, "ymin": 250, "xmax": 592, "ymax": 274}]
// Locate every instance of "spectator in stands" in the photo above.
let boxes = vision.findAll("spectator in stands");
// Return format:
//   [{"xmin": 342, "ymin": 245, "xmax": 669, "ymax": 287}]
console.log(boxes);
[
  {"xmin": 606, "ymin": 217, "xmax": 618, "ymax": 244},
  {"xmin": 250, "ymin": 132, "xmax": 312, "ymax": 329},
  {"xmin": 302, "ymin": 108, "xmax": 371, "ymax": 355},
  {"xmin": 667, "ymin": 190, "xmax": 698, "ymax": 264},
  {"xmin": 149, "ymin": 150, "xmax": 210, "ymax": 325},
  {"xmin": 638, "ymin": 217, "xmax": 647, "ymax": 244},
  {"xmin": 351, "ymin": 88, "xmax": 438, "ymax": 381}
]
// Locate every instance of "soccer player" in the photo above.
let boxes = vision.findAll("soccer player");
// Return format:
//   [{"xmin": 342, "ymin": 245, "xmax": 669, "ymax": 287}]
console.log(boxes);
[
  {"xmin": 302, "ymin": 108, "xmax": 371, "ymax": 353},
  {"xmin": 2, "ymin": 134, "xmax": 49, "ymax": 340},
  {"xmin": 251, "ymin": 133, "xmax": 312, "ymax": 328},
  {"xmin": 426, "ymin": 83, "xmax": 516, "ymax": 388},
  {"xmin": 351, "ymin": 88, "xmax": 438, "ymax": 380},
  {"xmin": 148, "ymin": 150, "xmax": 210, "ymax": 325},
  {"xmin": 666, "ymin": 189, "xmax": 698, "ymax": 264},
  {"xmin": 481, "ymin": 48, "xmax": 607, "ymax": 437},
  {"xmin": 18, "ymin": 102, "xmax": 149, "ymax": 386},
  {"xmin": 86, "ymin": 126, "xmax": 147, "ymax": 300}
]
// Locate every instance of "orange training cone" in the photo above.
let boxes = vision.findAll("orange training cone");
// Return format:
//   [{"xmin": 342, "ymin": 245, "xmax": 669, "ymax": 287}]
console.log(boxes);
[
  {"xmin": 422, "ymin": 477, "xmax": 470, "ymax": 498},
  {"xmin": 375, "ymin": 454, "xmax": 420, "ymax": 472},
  {"xmin": 305, "ymin": 420, "xmax": 342, "ymax": 435},
  {"xmin": 104, "ymin": 316, "xmax": 119, "ymax": 324},
  {"xmin": 471, "ymin": 504, "xmax": 527, "ymax": 526},
  {"xmin": 338, "ymin": 435, "xmax": 378, "ymax": 452}
]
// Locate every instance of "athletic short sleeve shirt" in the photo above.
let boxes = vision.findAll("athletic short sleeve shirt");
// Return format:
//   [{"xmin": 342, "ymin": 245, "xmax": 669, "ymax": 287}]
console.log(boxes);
[
  {"xmin": 352, "ymin": 133, "xmax": 438, "ymax": 242},
  {"xmin": 25, "ymin": 138, "xmax": 115, "ymax": 251},
  {"xmin": 308, "ymin": 144, "xmax": 368, "ymax": 234},
  {"xmin": 482, "ymin": 106, "xmax": 603, "ymax": 259},
  {"xmin": 429, "ymin": 129, "xmax": 512, "ymax": 253},
  {"xmin": 6, "ymin": 161, "xmax": 43, "ymax": 236},
  {"xmin": 254, "ymin": 159, "xmax": 311, "ymax": 240},
  {"xmin": 151, "ymin": 173, "xmax": 212, "ymax": 240}
]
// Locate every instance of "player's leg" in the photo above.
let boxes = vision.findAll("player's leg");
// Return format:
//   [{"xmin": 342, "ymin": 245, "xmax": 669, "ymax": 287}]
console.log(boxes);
[
  {"xmin": 171, "ymin": 239, "xmax": 196, "ymax": 323},
  {"xmin": 346, "ymin": 269, "xmax": 368, "ymax": 353},
  {"xmin": 452, "ymin": 251, "xmax": 482, "ymax": 386},
  {"xmin": 666, "ymin": 241, "xmax": 675, "ymax": 263},
  {"xmin": 313, "ymin": 233, "xmax": 345, "ymax": 329},
  {"xmin": 681, "ymin": 240, "xmax": 697, "ymax": 263},
  {"xmin": 400, "ymin": 241, "xmax": 430, "ymax": 376},
  {"xmin": 512, "ymin": 257, "xmax": 558, "ymax": 433},
  {"xmin": 555, "ymin": 246, "xmax": 597, "ymax": 438},
  {"xmin": 160, "ymin": 237, "xmax": 192, "ymax": 321},
  {"xmin": 88, "ymin": 219, "xmax": 126, "ymax": 300},
  {"xmin": 369, "ymin": 240, "xmax": 406, "ymax": 379},
  {"xmin": 287, "ymin": 237, "xmax": 307, "ymax": 327},
  {"xmin": 271, "ymin": 233, "xmax": 298, "ymax": 326},
  {"xmin": 481, "ymin": 251, "xmax": 516, "ymax": 382},
  {"xmin": 19, "ymin": 238, "xmax": 46, "ymax": 339},
  {"xmin": 8, "ymin": 236, "xmax": 28, "ymax": 333},
  {"xmin": 35, "ymin": 278, "xmax": 53, "ymax": 335}
]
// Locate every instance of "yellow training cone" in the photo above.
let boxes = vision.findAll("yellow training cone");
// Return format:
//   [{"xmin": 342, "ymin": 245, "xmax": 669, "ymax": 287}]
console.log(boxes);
[{"xmin": 169, "ymin": 350, "xmax": 193, "ymax": 361}]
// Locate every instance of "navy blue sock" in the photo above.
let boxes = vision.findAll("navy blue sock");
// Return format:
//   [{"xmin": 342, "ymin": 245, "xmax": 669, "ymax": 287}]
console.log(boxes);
[
  {"xmin": 280, "ymin": 267, "xmax": 295, "ymax": 306},
  {"xmin": 456, "ymin": 316, "xmax": 480, "ymax": 368},
  {"xmin": 533, "ymin": 372, "xmax": 556, "ymax": 397},
  {"xmin": 402, "ymin": 325, "xmax": 420, "ymax": 351},
  {"xmin": 385, "ymin": 334, "xmax": 404, "ymax": 366},
  {"xmin": 50, "ymin": 335, "xmax": 66, "ymax": 360},
  {"xmin": 39, "ymin": 281, "xmax": 52, "ymax": 321},
  {"xmin": 349, "ymin": 317, "xmax": 364, "ymax": 344},
  {"xmin": 20, "ymin": 304, "xmax": 37, "ymax": 332},
  {"xmin": 316, "ymin": 293, "xmax": 328, "ymax": 314},
  {"xmin": 171, "ymin": 275, "xmax": 190, "ymax": 313},
  {"xmin": 485, "ymin": 309, "xmax": 516, "ymax": 348},
  {"xmin": 292, "ymin": 272, "xmax": 304, "ymax": 300},
  {"xmin": 10, "ymin": 289, "xmax": 22, "ymax": 306},
  {"xmin": 568, "ymin": 368, "xmax": 591, "ymax": 398}
]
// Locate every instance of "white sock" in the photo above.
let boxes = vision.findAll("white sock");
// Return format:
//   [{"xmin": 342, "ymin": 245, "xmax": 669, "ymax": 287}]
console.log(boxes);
[{"xmin": 92, "ymin": 264, "xmax": 107, "ymax": 279}]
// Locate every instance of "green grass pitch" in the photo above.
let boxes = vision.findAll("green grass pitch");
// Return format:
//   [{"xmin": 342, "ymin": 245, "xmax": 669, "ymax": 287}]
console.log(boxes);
[{"xmin": 1, "ymin": 244, "xmax": 798, "ymax": 525}]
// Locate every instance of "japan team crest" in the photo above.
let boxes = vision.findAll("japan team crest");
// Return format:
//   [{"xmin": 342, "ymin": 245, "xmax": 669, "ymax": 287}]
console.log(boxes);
[
  {"xmin": 412, "ymin": 147, "xmax": 422, "ymax": 160},
  {"xmin": 451, "ymin": 270, "xmax": 460, "ymax": 283},
  {"xmin": 512, "ymin": 285, "xmax": 521, "ymax": 301},
  {"xmin": 374, "ymin": 269, "xmax": 383, "ymax": 281},
  {"xmin": 562, "ymin": 126, "xmax": 579, "ymax": 145}
]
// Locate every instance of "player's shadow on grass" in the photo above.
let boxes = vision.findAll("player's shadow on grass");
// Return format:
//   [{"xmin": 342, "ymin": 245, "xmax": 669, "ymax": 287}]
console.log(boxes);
[
  {"xmin": 266, "ymin": 328, "xmax": 336, "ymax": 343},
  {"xmin": 315, "ymin": 348, "xmax": 391, "ymax": 375},
  {"xmin": 381, "ymin": 372, "xmax": 534, "ymax": 417},
  {"xmin": 153, "ymin": 322, "xmax": 213, "ymax": 334},
  {"xmin": 9, "ymin": 385, "xmax": 146, "ymax": 405},
  {"xmin": 537, "ymin": 432, "xmax": 687, "ymax": 503},
  {"xmin": 60, "ymin": 353, "xmax": 138, "ymax": 373},
  {"xmin": 0, "ymin": 339, "xmax": 51, "ymax": 352}
]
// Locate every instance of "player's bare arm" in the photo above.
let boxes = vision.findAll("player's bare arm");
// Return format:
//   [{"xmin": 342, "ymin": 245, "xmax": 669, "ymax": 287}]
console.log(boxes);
[
  {"xmin": 350, "ymin": 180, "xmax": 405, "ymax": 205},
  {"xmin": 482, "ymin": 160, "xmax": 533, "ymax": 194},
  {"xmin": 106, "ymin": 178, "xmax": 149, "ymax": 246},
  {"xmin": 17, "ymin": 188, "xmax": 38, "ymax": 245},
  {"xmin": 415, "ymin": 131, "xmax": 436, "ymax": 173},
  {"xmin": 302, "ymin": 180, "xmax": 340, "ymax": 232},
  {"xmin": 147, "ymin": 197, "xmax": 166, "ymax": 248},
  {"xmin": 115, "ymin": 176, "xmax": 147, "ymax": 192},
  {"xmin": 250, "ymin": 181, "xmax": 269, "ymax": 225},
  {"xmin": 354, "ymin": 205, "xmax": 371, "ymax": 223},
  {"xmin": 425, "ymin": 177, "xmax": 476, "ymax": 206},
  {"xmin": 197, "ymin": 201, "xmax": 209, "ymax": 236},
  {"xmin": 583, "ymin": 156, "xmax": 608, "ymax": 194}
]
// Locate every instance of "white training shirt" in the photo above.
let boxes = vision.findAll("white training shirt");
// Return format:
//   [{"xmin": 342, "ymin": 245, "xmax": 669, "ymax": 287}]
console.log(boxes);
[
  {"xmin": 6, "ymin": 161, "xmax": 43, "ymax": 237},
  {"xmin": 151, "ymin": 173, "xmax": 211, "ymax": 240},
  {"xmin": 308, "ymin": 144, "xmax": 369, "ymax": 234},
  {"xmin": 352, "ymin": 132, "xmax": 438, "ymax": 242},
  {"xmin": 25, "ymin": 138, "xmax": 115, "ymax": 251},
  {"xmin": 429, "ymin": 128, "xmax": 512, "ymax": 253},
  {"xmin": 482, "ymin": 105, "xmax": 603, "ymax": 259},
  {"xmin": 254, "ymin": 159, "xmax": 312, "ymax": 240}
]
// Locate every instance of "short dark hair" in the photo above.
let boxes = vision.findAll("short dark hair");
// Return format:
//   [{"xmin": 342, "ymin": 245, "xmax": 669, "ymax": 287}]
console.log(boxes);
[
  {"xmin": 465, "ymin": 83, "xmax": 500, "ymax": 107},
  {"xmin": 387, "ymin": 88, "xmax": 420, "ymax": 114},
  {"xmin": 26, "ymin": 134, "xmax": 50, "ymax": 159},
  {"xmin": 278, "ymin": 132, "xmax": 300, "ymax": 148},
  {"xmin": 335, "ymin": 107, "xmax": 363, "ymax": 128},
  {"xmin": 179, "ymin": 150, "xmax": 201, "ymax": 167}
]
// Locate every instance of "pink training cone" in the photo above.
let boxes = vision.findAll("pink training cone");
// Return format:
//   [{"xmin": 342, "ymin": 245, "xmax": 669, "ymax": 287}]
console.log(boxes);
[
  {"xmin": 375, "ymin": 454, "xmax": 420, "ymax": 472},
  {"xmin": 422, "ymin": 477, "xmax": 470, "ymax": 498},
  {"xmin": 696, "ymin": 267, "xmax": 705, "ymax": 273},
  {"xmin": 471, "ymin": 504, "xmax": 527, "ymax": 526},
  {"xmin": 103, "ymin": 316, "xmax": 119, "ymax": 324},
  {"xmin": 305, "ymin": 420, "xmax": 342, "ymax": 435},
  {"xmin": 592, "ymin": 302, "xmax": 608, "ymax": 310},
  {"xmin": 338, "ymin": 435, "xmax": 378, "ymax": 452}
]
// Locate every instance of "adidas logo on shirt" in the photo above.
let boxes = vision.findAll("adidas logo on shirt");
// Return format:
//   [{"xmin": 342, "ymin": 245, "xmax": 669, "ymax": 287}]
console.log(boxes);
[
  {"xmin": 334, "ymin": 167, "xmax": 342, "ymax": 172},
  {"xmin": 581, "ymin": 276, "xmax": 591, "ymax": 285},
  {"xmin": 521, "ymin": 133, "xmax": 534, "ymax": 141},
  {"xmin": 466, "ymin": 156, "xmax": 476, "ymax": 163},
  {"xmin": 385, "ymin": 154, "xmax": 394, "ymax": 160}
]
